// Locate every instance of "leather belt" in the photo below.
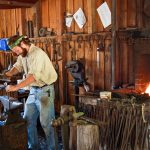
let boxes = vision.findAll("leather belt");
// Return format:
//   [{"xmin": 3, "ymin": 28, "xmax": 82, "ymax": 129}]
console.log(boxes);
[{"xmin": 31, "ymin": 84, "xmax": 48, "ymax": 89}]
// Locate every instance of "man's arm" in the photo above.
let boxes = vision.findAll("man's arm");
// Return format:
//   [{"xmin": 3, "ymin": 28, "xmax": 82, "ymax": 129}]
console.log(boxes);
[
  {"xmin": 6, "ymin": 74, "xmax": 36, "ymax": 92},
  {"xmin": 5, "ymin": 67, "xmax": 19, "ymax": 77}
]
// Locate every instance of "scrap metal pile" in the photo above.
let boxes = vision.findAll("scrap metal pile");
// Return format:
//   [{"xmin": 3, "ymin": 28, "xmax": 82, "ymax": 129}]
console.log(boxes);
[{"xmin": 78, "ymin": 96, "xmax": 150, "ymax": 150}]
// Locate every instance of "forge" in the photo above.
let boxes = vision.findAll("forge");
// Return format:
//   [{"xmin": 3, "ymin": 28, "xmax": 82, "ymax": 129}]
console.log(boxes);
[{"xmin": 134, "ymin": 39, "xmax": 150, "ymax": 93}]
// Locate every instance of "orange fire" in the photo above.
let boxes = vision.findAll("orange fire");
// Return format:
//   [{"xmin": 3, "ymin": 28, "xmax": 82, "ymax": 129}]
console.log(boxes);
[{"xmin": 145, "ymin": 84, "xmax": 150, "ymax": 96}]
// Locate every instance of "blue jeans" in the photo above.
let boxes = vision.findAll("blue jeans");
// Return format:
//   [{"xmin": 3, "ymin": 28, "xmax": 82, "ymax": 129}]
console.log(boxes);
[{"xmin": 23, "ymin": 84, "xmax": 55, "ymax": 150}]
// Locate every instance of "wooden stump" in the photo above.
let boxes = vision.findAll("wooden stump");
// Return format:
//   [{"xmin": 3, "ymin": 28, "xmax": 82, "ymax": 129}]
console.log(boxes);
[
  {"xmin": 69, "ymin": 122, "xmax": 77, "ymax": 150},
  {"xmin": 70, "ymin": 123, "xmax": 100, "ymax": 150},
  {"xmin": 77, "ymin": 124, "xmax": 99, "ymax": 150}
]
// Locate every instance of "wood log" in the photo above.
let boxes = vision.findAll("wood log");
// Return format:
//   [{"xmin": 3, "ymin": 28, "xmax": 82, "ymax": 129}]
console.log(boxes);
[
  {"xmin": 0, "ymin": 0, "xmax": 38, "ymax": 9},
  {"xmin": 69, "ymin": 122, "xmax": 100, "ymax": 150},
  {"xmin": 69, "ymin": 122, "xmax": 77, "ymax": 150},
  {"xmin": 77, "ymin": 124, "xmax": 99, "ymax": 150}
]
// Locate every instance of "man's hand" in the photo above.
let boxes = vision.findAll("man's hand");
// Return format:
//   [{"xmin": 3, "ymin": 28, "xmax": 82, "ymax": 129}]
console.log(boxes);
[
  {"xmin": 4, "ymin": 71, "xmax": 12, "ymax": 77},
  {"xmin": 3, "ymin": 71, "xmax": 12, "ymax": 80},
  {"xmin": 6, "ymin": 85, "xmax": 19, "ymax": 92},
  {"xmin": 3, "ymin": 67, "xmax": 19, "ymax": 78}
]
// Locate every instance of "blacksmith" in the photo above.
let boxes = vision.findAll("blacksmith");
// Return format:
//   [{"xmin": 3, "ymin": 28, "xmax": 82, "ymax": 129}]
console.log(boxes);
[{"xmin": 5, "ymin": 35, "xmax": 57, "ymax": 150}]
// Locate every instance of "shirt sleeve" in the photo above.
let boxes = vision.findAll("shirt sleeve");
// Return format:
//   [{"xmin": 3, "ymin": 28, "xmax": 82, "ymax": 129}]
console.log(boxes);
[{"xmin": 13, "ymin": 56, "xmax": 24, "ymax": 72}]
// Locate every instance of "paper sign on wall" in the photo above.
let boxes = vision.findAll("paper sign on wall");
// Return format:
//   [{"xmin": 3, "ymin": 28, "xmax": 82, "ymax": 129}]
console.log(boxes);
[
  {"xmin": 73, "ymin": 8, "xmax": 86, "ymax": 29},
  {"xmin": 97, "ymin": 2, "xmax": 111, "ymax": 28},
  {"xmin": 66, "ymin": 17, "xmax": 73, "ymax": 28}
]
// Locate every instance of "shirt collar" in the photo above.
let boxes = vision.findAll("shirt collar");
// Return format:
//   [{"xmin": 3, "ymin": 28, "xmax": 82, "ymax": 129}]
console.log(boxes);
[{"xmin": 27, "ymin": 44, "xmax": 35, "ymax": 55}]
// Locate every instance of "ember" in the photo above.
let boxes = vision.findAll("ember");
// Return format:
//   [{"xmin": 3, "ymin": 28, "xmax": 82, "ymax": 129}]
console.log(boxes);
[{"xmin": 145, "ymin": 83, "xmax": 150, "ymax": 96}]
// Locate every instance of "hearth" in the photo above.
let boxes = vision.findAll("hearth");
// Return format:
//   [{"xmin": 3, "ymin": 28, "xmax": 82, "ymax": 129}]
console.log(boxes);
[{"xmin": 134, "ymin": 39, "xmax": 150, "ymax": 93}]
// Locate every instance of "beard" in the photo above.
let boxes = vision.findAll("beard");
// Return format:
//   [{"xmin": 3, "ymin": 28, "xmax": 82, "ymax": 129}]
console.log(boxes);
[
  {"xmin": 12, "ymin": 47, "xmax": 28, "ymax": 57},
  {"xmin": 21, "ymin": 47, "xmax": 28, "ymax": 57}
]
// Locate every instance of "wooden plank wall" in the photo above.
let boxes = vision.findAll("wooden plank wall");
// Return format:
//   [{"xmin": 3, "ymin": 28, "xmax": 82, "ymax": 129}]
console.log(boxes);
[{"xmin": 0, "ymin": 0, "xmax": 146, "ymax": 108}]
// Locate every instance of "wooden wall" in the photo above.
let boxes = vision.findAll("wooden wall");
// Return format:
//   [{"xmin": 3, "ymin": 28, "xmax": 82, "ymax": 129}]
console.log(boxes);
[{"xmin": 0, "ymin": 0, "xmax": 148, "ymax": 108}]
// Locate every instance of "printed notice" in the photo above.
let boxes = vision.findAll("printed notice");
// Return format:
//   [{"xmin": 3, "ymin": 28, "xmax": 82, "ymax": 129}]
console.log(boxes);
[
  {"xmin": 73, "ymin": 8, "xmax": 86, "ymax": 29},
  {"xmin": 97, "ymin": 2, "xmax": 111, "ymax": 28},
  {"xmin": 66, "ymin": 16, "xmax": 73, "ymax": 28}
]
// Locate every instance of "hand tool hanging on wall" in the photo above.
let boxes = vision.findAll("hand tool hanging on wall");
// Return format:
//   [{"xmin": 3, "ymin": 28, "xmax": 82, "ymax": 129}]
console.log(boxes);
[
  {"xmin": 55, "ymin": 42, "xmax": 62, "ymax": 61},
  {"xmin": 96, "ymin": 34, "xmax": 105, "ymax": 52},
  {"xmin": 70, "ymin": 48, "xmax": 78, "ymax": 60},
  {"xmin": 86, "ymin": 34, "xmax": 95, "ymax": 49},
  {"xmin": 43, "ymin": 39, "xmax": 51, "ymax": 58},
  {"xmin": 51, "ymin": 39, "xmax": 57, "ymax": 62},
  {"xmin": 27, "ymin": 21, "xmax": 34, "ymax": 38},
  {"xmin": 39, "ymin": 27, "xmax": 56, "ymax": 37},
  {"xmin": 95, "ymin": 34, "xmax": 105, "ymax": 69},
  {"xmin": 77, "ymin": 35, "xmax": 84, "ymax": 48},
  {"xmin": 64, "ymin": 34, "xmax": 77, "ymax": 60},
  {"xmin": 66, "ymin": 34, "xmax": 72, "ymax": 49}
]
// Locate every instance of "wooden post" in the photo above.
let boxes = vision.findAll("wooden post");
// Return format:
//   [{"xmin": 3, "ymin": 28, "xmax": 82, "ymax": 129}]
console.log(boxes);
[
  {"xmin": 111, "ymin": 0, "xmax": 116, "ymax": 89},
  {"xmin": 56, "ymin": 0, "xmax": 66, "ymax": 105}
]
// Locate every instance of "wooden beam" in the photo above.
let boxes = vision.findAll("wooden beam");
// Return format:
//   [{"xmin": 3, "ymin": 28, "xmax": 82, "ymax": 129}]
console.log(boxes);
[
  {"xmin": 111, "ymin": 0, "xmax": 117, "ymax": 89},
  {"xmin": 0, "ymin": 0, "xmax": 37, "ymax": 8},
  {"xmin": 56, "ymin": 0, "xmax": 66, "ymax": 105}
]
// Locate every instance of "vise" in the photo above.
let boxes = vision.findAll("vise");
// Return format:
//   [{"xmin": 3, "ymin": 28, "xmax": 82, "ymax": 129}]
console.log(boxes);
[{"xmin": 51, "ymin": 105, "xmax": 84, "ymax": 150}]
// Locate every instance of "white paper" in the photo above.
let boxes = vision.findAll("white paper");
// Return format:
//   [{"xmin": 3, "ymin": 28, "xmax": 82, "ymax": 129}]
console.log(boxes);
[
  {"xmin": 66, "ymin": 17, "xmax": 73, "ymax": 28},
  {"xmin": 73, "ymin": 8, "xmax": 86, "ymax": 29},
  {"xmin": 97, "ymin": 2, "xmax": 111, "ymax": 28}
]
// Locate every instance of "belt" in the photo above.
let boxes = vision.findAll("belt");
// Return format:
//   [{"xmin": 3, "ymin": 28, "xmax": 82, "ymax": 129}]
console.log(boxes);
[{"xmin": 31, "ymin": 84, "xmax": 48, "ymax": 89}]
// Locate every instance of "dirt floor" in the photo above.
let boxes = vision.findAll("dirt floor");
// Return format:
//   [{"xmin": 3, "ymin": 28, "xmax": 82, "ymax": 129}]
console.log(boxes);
[{"xmin": 38, "ymin": 125, "xmax": 63, "ymax": 150}]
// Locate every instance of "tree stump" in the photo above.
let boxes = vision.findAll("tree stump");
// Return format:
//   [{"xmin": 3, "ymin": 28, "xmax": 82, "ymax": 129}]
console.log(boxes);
[
  {"xmin": 69, "ymin": 123, "xmax": 100, "ymax": 150},
  {"xmin": 69, "ymin": 122, "xmax": 77, "ymax": 150}
]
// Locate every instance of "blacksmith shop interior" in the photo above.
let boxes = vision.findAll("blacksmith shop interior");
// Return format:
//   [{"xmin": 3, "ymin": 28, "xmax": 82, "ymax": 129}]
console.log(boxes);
[{"xmin": 0, "ymin": 0, "xmax": 150, "ymax": 150}]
